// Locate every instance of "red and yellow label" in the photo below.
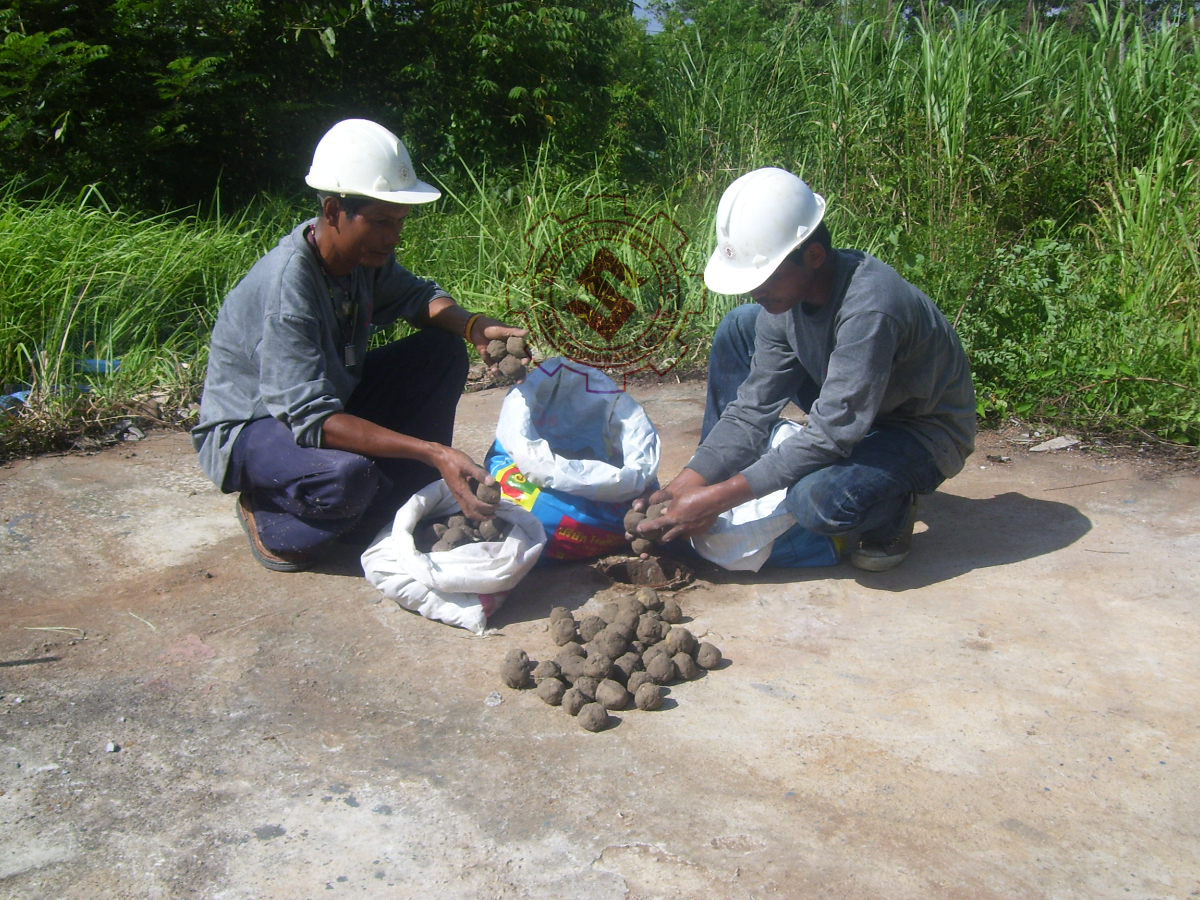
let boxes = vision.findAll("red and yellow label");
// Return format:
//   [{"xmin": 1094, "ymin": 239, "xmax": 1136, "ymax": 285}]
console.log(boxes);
[
  {"xmin": 494, "ymin": 463, "xmax": 540, "ymax": 511},
  {"xmin": 546, "ymin": 515, "xmax": 627, "ymax": 560}
]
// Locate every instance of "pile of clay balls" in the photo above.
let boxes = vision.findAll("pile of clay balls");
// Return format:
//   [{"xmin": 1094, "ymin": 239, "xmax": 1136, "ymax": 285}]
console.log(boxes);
[{"xmin": 499, "ymin": 586, "xmax": 723, "ymax": 732}]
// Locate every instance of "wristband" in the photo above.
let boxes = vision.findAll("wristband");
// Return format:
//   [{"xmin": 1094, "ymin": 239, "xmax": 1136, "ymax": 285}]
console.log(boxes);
[{"xmin": 463, "ymin": 312, "xmax": 484, "ymax": 342}]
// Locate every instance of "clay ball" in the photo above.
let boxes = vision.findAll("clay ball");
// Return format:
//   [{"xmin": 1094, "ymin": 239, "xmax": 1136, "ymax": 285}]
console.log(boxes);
[
  {"xmin": 561, "ymin": 688, "xmax": 587, "ymax": 716},
  {"xmin": 623, "ymin": 508, "xmax": 646, "ymax": 535},
  {"xmin": 637, "ymin": 614, "xmax": 666, "ymax": 645},
  {"xmin": 645, "ymin": 653, "xmax": 676, "ymax": 685},
  {"xmin": 597, "ymin": 601, "xmax": 620, "ymax": 624},
  {"xmin": 696, "ymin": 642, "xmax": 722, "ymax": 669},
  {"xmin": 486, "ymin": 339, "xmax": 507, "ymax": 358},
  {"xmin": 504, "ymin": 649, "xmax": 530, "ymax": 668},
  {"xmin": 447, "ymin": 514, "xmax": 468, "ymax": 529},
  {"xmin": 558, "ymin": 653, "xmax": 587, "ymax": 681},
  {"xmin": 665, "ymin": 626, "xmax": 698, "ymax": 657},
  {"xmin": 551, "ymin": 617, "xmax": 580, "ymax": 646},
  {"xmin": 634, "ymin": 682, "xmax": 664, "ymax": 711},
  {"xmin": 634, "ymin": 587, "xmax": 662, "ymax": 610},
  {"xmin": 594, "ymin": 628, "xmax": 628, "ymax": 661},
  {"xmin": 626, "ymin": 671, "xmax": 654, "ymax": 694},
  {"xmin": 549, "ymin": 606, "xmax": 573, "ymax": 622},
  {"xmin": 572, "ymin": 676, "xmax": 599, "ymax": 700},
  {"xmin": 594, "ymin": 678, "xmax": 630, "ymax": 710},
  {"xmin": 498, "ymin": 355, "xmax": 526, "ymax": 380},
  {"xmin": 578, "ymin": 615, "xmax": 606, "ymax": 643},
  {"xmin": 536, "ymin": 677, "xmax": 567, "ymax": 706},
  {"xmin": 661, "ymin": 599, "xmax": 683, "ymax": 624},
  {"xmin": 531, "ymin": 659, "xmax": 561, "ymax": 682},
  {"xmin": 475, "ymin": 481, "xmax": 502, "ymax": 505},
  {"xmin": 443, "ymin": 525, "xmax": 472, "ymax": 548},
  {"xmin": 672, "ymin": 651, "xmax": 700, "ymax": 681},
  {"xmin": 506, "ymin": 335, "xmax": 528, "ymax": 357},
  {"xmin": 578, "ymin": 702, "xmax": 610, "ymax": 732},
  {"xmin": 582, "ymin": 654, "xmax": 613, "ymax": 680},
  {"xmin": 478, "ymin": 518, "xmax": 503, "ymax": 542},
  {"xmin": 630, "ymin": 538, "xmax": 654, "ymax": 556},
  {"xmin": 500, "ymin": 660, "xmax": 531, "ymax": 689},
  {"xmin": 613, "ymin": 652, "xmax": 641, "ymax": 683},
  {"xmin": 618, "ymin": 596, "xmax": 646, "ymax": 618}
]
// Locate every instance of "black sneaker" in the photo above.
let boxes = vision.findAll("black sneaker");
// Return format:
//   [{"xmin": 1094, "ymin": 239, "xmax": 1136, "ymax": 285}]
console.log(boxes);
[
  {"xmin": 236, "ymin": 493, "xmax": 312, "ymax": 573},
  {"xmin": 850, "ymin": 495, "xmax": 917, "ymax": 572}
]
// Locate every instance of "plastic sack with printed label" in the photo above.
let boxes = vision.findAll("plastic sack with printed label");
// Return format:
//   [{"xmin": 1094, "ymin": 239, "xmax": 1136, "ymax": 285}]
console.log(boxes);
[
  {"xmin": 485, "ymin": 358, "xmax": 660, "ymax": 561},
  {"xmin": 690, "ymin": 419, "xmax": 841, "ymax": 571},
  {"xmin": 361, "ymin": 479, "xmax": 546, "ymax": 633}
]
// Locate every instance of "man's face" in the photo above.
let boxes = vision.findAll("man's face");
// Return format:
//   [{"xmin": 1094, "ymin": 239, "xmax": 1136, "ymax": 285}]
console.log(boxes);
[
  {"xmin": 748, "ymin": 244, "xmax": 827, "ymax": 313},
  {"xmin": 334, "ymin": 200, "xmax": 412, "ymax": 267}
]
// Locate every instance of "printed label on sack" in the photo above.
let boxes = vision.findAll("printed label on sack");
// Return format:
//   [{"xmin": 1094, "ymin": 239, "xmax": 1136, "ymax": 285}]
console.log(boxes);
[
  {"xmin": 546, "ymin": 515, "xmax": 628, "ymax": 560},
  {"xmin": 495, "ymin": 463, "xmax": 540, "ymax": 511}
]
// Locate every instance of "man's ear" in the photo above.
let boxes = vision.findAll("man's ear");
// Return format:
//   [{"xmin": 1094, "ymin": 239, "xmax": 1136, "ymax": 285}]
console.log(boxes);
[
  {"xmin": 804, "ymin": 241, "xmax": 827, "ymax": 270},
  {"xmin": 321, "ymin": 195, "xmax": 341, "ymax": 227}
]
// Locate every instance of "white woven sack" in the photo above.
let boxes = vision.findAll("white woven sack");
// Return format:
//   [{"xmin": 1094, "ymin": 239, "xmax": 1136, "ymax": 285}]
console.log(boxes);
[
  {"xmin": 494, "ymin": 357, "xmax": 660, "ymax": 502},
  {"xmin": 690, "ymin": 419, "xmax": 805, "ymax": 572},
  {"xmin": 361, "ymin": 479, "xmax": 546, "ymax": 634}
]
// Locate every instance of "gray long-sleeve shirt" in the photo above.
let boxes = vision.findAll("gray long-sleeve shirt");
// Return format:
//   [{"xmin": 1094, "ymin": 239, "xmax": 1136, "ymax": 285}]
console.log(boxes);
[
  {"xmin": 192, "ymin": 220, "xmax": 450, "ymax": 491},
  {"xmin": 688, "ymin": 249, "xmax": 976, "ymax": 497}
]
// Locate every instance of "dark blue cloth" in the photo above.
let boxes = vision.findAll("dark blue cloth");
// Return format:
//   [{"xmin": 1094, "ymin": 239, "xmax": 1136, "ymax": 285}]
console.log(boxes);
[
  {"xmin": 227, "ymin": 328, "xmax": 467, "ymax": 554},
  {"xmin": 705, "ymin": 304, "xmax": 943, "ymax": 542}
]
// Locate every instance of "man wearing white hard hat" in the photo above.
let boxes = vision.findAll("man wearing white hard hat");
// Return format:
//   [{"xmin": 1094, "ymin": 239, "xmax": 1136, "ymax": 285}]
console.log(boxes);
[
  {"xmin": 193, "ymin": 119, "xmax": 528, "ymax": 572},
  {"xmin": 636, "ymin": 168, "xmax": 975, "ymax": 571}
]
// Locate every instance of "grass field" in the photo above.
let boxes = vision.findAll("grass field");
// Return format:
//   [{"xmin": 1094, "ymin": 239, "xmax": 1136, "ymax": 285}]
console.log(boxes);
[{"xmin": 2, "ymin": 3, "xmax": 1197, "ymax": 455}]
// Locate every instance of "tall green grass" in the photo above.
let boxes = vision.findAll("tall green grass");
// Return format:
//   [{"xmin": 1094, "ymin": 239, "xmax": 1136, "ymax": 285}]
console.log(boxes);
[{"xmin": 1, "ymin": 1, "xmax": 1197, "ymax": 452}]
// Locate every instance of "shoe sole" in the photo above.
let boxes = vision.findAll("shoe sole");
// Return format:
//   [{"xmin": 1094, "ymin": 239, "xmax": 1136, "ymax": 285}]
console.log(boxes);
[
  {"xmin": 236, "ymin": 496, "xmax": 312, "ymax": 573},
  {"xmin": 848, "ymin": 549, "xmax": 909, "ymax": 572}
]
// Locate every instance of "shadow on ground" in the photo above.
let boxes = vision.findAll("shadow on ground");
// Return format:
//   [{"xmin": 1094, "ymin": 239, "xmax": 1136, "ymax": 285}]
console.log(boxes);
[{"xmin": 708, "ymin": 489, "xmax": 1091, "ymax": 592}]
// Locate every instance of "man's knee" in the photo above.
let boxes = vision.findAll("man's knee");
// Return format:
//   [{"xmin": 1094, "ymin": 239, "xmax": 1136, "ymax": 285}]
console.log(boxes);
[
  {"xmin": 304, "ymin": 451, "xmax": 383, "ymax": 517},
  {"xmin": 786, "ymin": 470, "xmax": 880, "ymax": 536}
]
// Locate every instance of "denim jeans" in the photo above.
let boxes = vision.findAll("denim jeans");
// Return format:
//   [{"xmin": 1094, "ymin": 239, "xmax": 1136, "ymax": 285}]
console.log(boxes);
[
  {"xmin": 227, "ymin": 327, "xmax": 468, "ymax": 554},
  {"xmin": 705, "ymin": 303, "xmax": 944, "ymax": 542}
]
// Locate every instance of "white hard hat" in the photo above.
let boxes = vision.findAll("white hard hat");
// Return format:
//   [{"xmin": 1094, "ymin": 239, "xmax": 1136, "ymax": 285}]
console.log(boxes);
[
  {"xmin": 703, "ymin": 167, "xmax": 826, "ymax": 294},
  {"xmin": 305, "ymin": 118, "xmax": 441, "ymax": 205}
]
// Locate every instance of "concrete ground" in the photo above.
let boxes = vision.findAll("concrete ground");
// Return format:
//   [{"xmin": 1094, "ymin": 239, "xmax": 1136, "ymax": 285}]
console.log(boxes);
[{"xmin": 1, "ymin": 380, "xmax": 1198, "ymax": 899}]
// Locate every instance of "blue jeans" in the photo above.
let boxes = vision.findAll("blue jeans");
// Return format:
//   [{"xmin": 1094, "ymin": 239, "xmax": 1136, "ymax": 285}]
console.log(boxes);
[
  {"xmin": 705, "ymin": 304, "xmax": 943, "ymax": 543},
  {"xmin": 227, "ymin": 328, "xmax": 468, "ymax": 554}
]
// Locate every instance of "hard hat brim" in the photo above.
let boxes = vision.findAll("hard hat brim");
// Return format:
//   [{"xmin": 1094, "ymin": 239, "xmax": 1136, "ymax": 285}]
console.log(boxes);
[
  {"xmin": 305, "ymin": 174, "xmax": 442, "ymax": 205},
  {"xmin": 704, "ymin": 247, "xmax": 785, "ymax": 295}
]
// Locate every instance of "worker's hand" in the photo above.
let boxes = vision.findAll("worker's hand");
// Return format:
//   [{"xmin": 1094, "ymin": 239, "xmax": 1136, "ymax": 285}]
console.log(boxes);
[
  {"xmin": 468, "ymin": 317, "xmax": 531, "ymax": 372},
  {"xmin": 634, "ymin": 472, "xmax": 754, "ymax": 543},
  {"xmin": 433, "ymin": 446, "xmax": 498, "ymax": 521},
  {"xmin": 641, "ymin": 488, "xmax": 719, "ymax": 542},
  {"xmin": 629, "ymin": 468, "xmax": 707, "ymax": 516}
]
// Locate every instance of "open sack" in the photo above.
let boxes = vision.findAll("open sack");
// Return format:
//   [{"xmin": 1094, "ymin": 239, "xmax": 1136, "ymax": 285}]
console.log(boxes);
[
  {"xmin": 361, "ymin": 479, "xmax": 547, "ymax": 634},
  {"xmin": 690, "ymin": 419, "xmax": 841, "ymax": 571},
  {"xmin": 486, "ymin": 358, "xmax": 660, "ymax": 561}
]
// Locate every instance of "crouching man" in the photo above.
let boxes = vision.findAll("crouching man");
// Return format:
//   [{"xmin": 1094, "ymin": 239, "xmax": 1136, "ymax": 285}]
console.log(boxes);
[
  {"xmin": 193, "ymin": 118, "xmax": 525, "ymax": 571},
  {"xmin": 640, "ymin": 168, "xmax": 976, "ymax": 571}
]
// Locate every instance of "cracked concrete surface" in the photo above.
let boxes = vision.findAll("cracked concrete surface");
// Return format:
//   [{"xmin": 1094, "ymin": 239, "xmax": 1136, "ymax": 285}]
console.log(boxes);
[{"xmin": 1, "ymin": 381, "xmax": 1198, "ymax": 898}]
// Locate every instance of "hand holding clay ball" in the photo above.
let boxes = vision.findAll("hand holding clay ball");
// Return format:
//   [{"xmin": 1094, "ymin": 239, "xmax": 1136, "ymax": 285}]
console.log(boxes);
[
  {"xmin": 485, "ymin": 336, "xmax": 530, "ymax": 381},
  {"xmin": 474, "ymin": 478, "xmax": 502, "ymax": 506}
]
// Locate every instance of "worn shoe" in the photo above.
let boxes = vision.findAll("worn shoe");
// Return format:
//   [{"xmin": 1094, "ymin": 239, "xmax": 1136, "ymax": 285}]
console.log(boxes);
[
  {"xmin": 849, "ymin": 495, "xmax": 917, "ymax": 572},
  {"xmin": 235, "ymin": 493, "xmax": 312, "ymax": 573}
]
